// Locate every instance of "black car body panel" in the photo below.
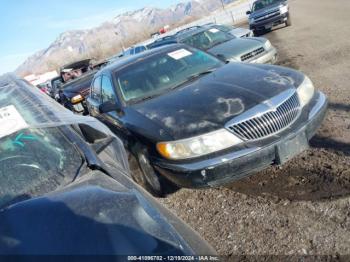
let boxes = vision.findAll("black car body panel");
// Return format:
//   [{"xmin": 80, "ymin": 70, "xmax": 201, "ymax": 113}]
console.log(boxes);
[
  {"xmin": 86, "ymin": 45, "xmax": 327, "ymax": 189},
  {"xmin": 132, "ymin": 63, "xmax": 304, "ymax": 140},
  {"xmin": 0, "ymin": 74, "xmax": 216, "ymax": 255},
  {"xmin": 152, "ymin": 91, "xmax": 328, "ymax": 188},
  {"xmin": 0, "ymin": 172, "xmax": 209, "ymax": 255}
]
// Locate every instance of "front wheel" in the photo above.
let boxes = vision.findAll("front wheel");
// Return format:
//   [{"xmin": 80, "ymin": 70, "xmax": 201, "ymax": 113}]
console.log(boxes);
[
  {"xmin": 128, "ymin": 144, "xmax": 172, "ymax": 197},
  {"xmin": 286, "ymin": 16, "xmax": 292, "ymax": 26}
]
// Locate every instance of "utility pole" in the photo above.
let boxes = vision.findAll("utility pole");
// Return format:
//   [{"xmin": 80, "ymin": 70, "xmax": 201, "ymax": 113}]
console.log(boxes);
[
  {"xmin": 219, "ymin": 0, "xmax": 235, "ymax": 25},
  {"xmin": 220, "ymin": 0, "xmax": 225, "ymax": 10},
  {"xmin": 114, "ymin": 31, "xmax": 125, "ymax": 51}
]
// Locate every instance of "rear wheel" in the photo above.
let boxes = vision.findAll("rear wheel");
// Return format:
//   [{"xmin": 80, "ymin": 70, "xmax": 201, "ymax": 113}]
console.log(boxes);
[{"xmin": 253, "ymin": 29, "xmax": 260, "ymax": 36}]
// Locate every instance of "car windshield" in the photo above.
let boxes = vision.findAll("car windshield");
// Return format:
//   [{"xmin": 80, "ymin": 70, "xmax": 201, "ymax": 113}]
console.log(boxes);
[
  {"xmin": 115, "ymin": 47, "xmax": 223, "ymax": 103},
  {"xmin": 0, "ymin": 127, "xmax": 83, "ymax": 208},
  {"xmin": 0, "ymin": 83, "xmax": 84, "ymax": 207},
  {"xmin": 181, "ymin": 29, "xmax": 234, "ymax": 50},
  {"xmin": 252, "ymin": 0, "xmax": 283, "ymax": 11}
]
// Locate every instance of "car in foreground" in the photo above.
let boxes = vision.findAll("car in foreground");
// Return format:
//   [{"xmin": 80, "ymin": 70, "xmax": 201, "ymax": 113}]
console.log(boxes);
[
  {"xmin": 86, "ymin": 44, "xmax": 327, "ymax": 196},
  {"xmin": 148, "ymin": 25, "xmax": 277, "ymax": 64},
  {"xmin": 247, "ymin": 0, "xmax": 291, "ymax": 36},
  {"xmin": 0, "ymin": 74, "xmax": 216, "ymax": 256},
  {"xmin": 203, "ymin": 23, "xmax": 253, "ymax": 38}
]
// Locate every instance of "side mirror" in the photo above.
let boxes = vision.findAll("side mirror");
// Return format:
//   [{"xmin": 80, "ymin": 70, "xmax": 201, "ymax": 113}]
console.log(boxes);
[
  {"xmin": 246, "ymin": 10, "xmax": 251, "ymax": 15},
  {"xmin": 99, "ymin": 101, "xmax": 118, "ymax": 114}
]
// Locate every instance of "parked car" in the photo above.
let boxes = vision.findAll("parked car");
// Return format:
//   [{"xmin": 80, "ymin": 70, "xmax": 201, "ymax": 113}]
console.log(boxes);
[
  {"xmin": 0, "ymin": 74, "xmax": 216, "ymax": 256},
  {"xmin": 122, "ymin": 39, "xmax": 155, "ymax": 58},
  {"xmin": 59, "ymin": 70, "xmax": 95, "ymax": 114},
  {"xmin": 148, "ymin": 25, "xmax": 277, "ymax": 64},
  {"xmin": 203, "ymin": 23, "xmax": 253, "ymax": 38},
  {"xmin": 247, "ymin": 0, "xmax": 291, "ymax": 36},
  {"xmin": 57, "ymin": 59, "xmax": 108, "ymax": 115},
  {"xmin": 49, "ymin": 76, "xmax": 63, "ymax": 100},
  {"xmin": 86, "ymin": 44, "xmax": 328, "ymax": 196},
  {"xmin": 36, "ymin": 82, "xmax": 50, "ymax": 95}
]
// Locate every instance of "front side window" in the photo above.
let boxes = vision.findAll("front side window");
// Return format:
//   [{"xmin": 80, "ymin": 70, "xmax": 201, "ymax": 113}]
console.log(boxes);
[
  {"xmin": 253, "ymin": 0, "xmax": 283, "ymax": 11},
  {"xmin": 115, "ymin": 47, "xmax": 223, "ymax": 103},
  {"xmin": 101, "ymin": 76, "xmax": 116, "ymax": 103},
  {"xmin": 181, "ymin": 29, "xmax": 234, "ymax": 50},
  {"xmin": 135, "ymin": 46, "xmax": 146, "ymax": 54},
  {"xmin": 0, "ymin": 127, "xmax": 83, "ymax": 207},
  {"xmin": 91, "ymin": 77, "xmax": 102, "ymax": 101}
]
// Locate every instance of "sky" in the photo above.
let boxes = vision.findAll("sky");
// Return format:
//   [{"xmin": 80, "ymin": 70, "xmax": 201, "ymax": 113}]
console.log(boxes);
[{"xmin": 0, "ymin": 0, "xmax": 181, "ymax": 75}]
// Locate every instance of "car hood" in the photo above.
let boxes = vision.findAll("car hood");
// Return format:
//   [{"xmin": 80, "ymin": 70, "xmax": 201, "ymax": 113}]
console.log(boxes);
[
  {"xmin": 207, "ymin": 38, "xmax": 264, "ymax": 61},
  {"xmin": 230, "ymin": 27, "xmax": 251, "ymax": 37},
  {"xmin": 250, "ymin": 1, "xmax": 285, "ymax": 19},
  {"xmin": 133, "ymin": 63, "xmax": 304, "ymax": 140},
  {"xmin": 0, "ymin": 171, "xmax": 214, "ymax": 255}
]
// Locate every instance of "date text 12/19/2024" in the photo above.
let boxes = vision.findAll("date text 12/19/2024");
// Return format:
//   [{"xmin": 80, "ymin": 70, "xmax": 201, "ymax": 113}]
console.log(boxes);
[{"xmin": 127, "ymin": 256, "xmax": 219, "ymax": 261}]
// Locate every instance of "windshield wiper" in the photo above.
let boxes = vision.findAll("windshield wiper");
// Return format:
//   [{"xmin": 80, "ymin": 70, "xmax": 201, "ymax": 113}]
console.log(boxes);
[
  {"xmin": 169, "ymin": 68, "xmax": 217, "ymax": 90},
  {"xmin": 185, "ymin": 68, "xmax": 217, "ymax": 82}
]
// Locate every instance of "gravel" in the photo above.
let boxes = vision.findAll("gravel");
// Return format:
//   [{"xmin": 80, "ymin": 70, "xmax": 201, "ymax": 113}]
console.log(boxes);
[{"xmin": 159, "ymin": 0, "xmax": 350, "ymax": 256}]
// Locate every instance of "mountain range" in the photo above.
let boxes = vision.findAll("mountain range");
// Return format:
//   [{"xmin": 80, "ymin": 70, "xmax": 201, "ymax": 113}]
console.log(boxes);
[{"xmin": 16, "ymin": 0, "xmax": 237, "ymax": 76}]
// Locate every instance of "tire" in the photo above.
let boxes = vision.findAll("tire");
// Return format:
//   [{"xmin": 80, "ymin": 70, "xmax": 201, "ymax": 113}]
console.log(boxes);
[
  {"xmin": 253, "ymin": 29, "xmax": 260, "ymax": 36},
  {"xmin": 286, "ymin": 16, "xmax": 292, "ymax": 27},
  {"xmin": 128, "ymin": 143, "xmax": 170, "ymax": 197}
]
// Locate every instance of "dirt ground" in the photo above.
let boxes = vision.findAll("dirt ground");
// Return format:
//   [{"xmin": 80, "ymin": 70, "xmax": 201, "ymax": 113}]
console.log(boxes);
[{"xmin": 159, "ymin": 0, "xmax": 350, "ymax": 256}]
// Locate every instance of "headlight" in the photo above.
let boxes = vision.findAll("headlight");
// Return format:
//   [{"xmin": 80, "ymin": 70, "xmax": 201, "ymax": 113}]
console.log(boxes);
[
  {"xmin": 264, "ymin": 40, "xmax": 272, "ymax": 50},
  {"xmin": 297, "ymin": 75, "xmax": 315, "ymax": 107},
  {"xmin": 157, "ymin": 129, "xmax": 242, "ymax": 160},
  {"xmin": 249, "ymin": 17, "xmax": 255, "ymax": 23},
  {"xmin": 280, "ymin": 5, "xmax": 288, "ymax": 14},
  {"xmin": 71, "ymin": 94, "xmax": 83, "ymax": 104}
]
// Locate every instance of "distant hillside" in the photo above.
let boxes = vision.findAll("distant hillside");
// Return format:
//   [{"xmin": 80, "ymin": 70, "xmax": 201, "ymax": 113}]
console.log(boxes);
[{"xmin": 16, "ymin": 0, "xmax": 237, "ymax": 76}]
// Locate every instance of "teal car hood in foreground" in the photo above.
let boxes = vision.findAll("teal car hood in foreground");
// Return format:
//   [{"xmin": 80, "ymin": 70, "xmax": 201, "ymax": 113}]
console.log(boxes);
[{"xmin": 208, "ymin": 37, "xmax": 266, "ymax": 61}]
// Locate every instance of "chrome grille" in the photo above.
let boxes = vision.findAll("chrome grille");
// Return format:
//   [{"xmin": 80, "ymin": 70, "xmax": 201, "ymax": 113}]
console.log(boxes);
[
  {"xmin": 241, "ymin": 47, "xmax": 265, "ymax": 61},
  {"xmin": 228, "ymin": 92, "xmax": 300, "ymax": 140},
  {"xmin": 255, "ymin": 10, "xmax": 280, "ymax": 22}
]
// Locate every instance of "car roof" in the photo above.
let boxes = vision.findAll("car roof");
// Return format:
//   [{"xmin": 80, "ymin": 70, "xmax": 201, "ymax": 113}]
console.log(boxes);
[
  {"xmin": 97, "ymin": 44, "xmax": 190, "ymax": 75},
  {"xmin": 175, "ymin": 26, "xmax": 207, "ymax": 39}
]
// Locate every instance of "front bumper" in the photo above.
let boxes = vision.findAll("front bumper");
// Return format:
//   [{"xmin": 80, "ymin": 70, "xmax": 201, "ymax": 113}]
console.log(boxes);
[
  {"xmin": 153, "ymin": 91, "xmax": 328, "ymax": 188},
  {"xmin": 247, "ymin": 47, "xmax": 278, "ymax": 64},
  {"xmin": 250, "ymin": 12, "xmax": 289, "ymax": 31},
  {"xmin": 64, "ymin": 100, "xmax": 88, "ymax": 114}
]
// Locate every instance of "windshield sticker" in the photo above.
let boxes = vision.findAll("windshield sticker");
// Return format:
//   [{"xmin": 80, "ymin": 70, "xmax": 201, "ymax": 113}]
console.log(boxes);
[
  {"xmin": 209, "ymin": 28, "xmax": 220, "ymax": 33},
  {"xmin": 0, "ymin": 105, "xmax": 29, "ymax": 139},
  {"xmin": 168, "ymin": 49, "xmax": 192, "ymax": 60}
]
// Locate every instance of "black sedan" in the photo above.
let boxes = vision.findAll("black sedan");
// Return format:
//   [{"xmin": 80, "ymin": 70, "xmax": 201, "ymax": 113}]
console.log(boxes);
[
  {"xmin": 0, "ymin": 74, "xmax": 215, "ymax": 256},
  {"xmin": 86, "ymin": 44, "xmax": 328, "ymax": 196}
]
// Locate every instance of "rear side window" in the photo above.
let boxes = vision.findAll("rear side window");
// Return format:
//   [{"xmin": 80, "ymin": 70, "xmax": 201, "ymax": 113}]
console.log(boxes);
[
  {"xmin": 101, "ymin": 76, "xmax": 116, "ymax": 103},
  {"xmin": 91, "ymin": 76, "xmax": 102, "ymax": 101},
  {"xmin": 135, "ymin": 46, "xmax": 146, "ymax": 54}
]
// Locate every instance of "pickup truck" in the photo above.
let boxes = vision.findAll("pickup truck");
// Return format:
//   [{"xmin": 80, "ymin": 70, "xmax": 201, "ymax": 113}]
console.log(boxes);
[
  {"xmin": 57, "ymin": 59, "xmax": 107, "ymax": 114},
  {"xmin": 247, "ymin": 0, "xmax": 291, "ymax": 36}
]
